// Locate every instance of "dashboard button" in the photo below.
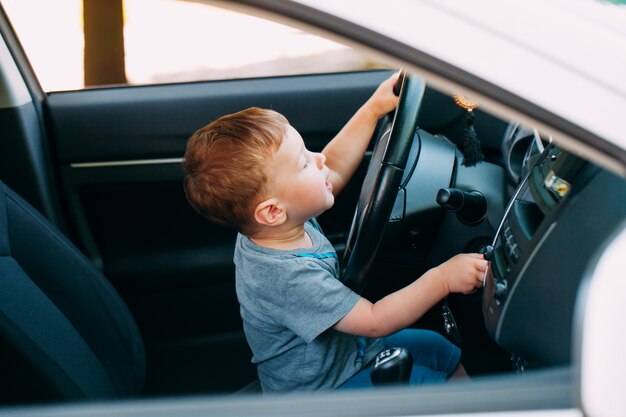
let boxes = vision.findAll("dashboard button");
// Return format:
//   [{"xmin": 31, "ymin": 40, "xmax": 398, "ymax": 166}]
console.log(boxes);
[{"xmin": 494, "ymin": 280, "xmax": 509, "ymax": 302}]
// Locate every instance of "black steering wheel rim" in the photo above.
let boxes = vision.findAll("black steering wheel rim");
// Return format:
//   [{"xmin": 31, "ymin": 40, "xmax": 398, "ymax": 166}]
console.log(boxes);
[{"xmin": 341, "ymin": 71, "xmax": 425, "ymax": 294}]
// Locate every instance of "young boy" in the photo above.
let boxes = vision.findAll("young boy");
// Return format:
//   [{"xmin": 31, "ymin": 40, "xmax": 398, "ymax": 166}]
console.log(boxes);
[{"xmin": 183, "ymin": 73, "xmax": 487, "ymax": 392}]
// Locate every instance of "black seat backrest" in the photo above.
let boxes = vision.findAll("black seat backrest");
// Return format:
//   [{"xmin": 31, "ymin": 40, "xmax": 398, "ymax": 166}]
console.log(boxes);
[{"xmin": 0, "ymin": 181, "xmax": 145, "ymax": 403}]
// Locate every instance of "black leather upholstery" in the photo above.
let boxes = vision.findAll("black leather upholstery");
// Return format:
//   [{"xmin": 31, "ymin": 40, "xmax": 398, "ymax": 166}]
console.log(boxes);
[{"xmin": 0, "ymin": 181, "xmax": 145, "ymax": 403}]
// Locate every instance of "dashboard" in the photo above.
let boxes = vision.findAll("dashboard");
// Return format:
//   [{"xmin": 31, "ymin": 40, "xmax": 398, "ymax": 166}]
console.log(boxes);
[
  {"xmin": 374, "ymin": 90, "xmax": 625, "ymax": 373},
  {"xmin": 483, "ymin": 137, "xmax": 626, "ymax": 367}
]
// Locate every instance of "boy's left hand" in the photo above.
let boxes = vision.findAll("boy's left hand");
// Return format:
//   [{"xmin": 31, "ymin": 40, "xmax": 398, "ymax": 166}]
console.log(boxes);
[{"xmin": 366, "ymin": 72, "xmax": 401, "ymax": 119}]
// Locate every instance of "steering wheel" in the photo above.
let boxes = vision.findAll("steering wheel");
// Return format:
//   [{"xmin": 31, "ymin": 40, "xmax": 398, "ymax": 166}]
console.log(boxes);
[{"xmin": 341, "ymin": 70, "xmax": 425, "ymax": 294}]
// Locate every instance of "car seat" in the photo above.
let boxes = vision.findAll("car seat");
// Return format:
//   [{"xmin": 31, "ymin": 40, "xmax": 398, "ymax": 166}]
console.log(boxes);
[{"xmin": 0, "ymin": 181, "xmax": 145, "ymax": 403}]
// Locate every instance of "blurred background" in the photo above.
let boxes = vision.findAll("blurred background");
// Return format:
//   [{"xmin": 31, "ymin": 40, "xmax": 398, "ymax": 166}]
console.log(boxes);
[{"xmin": 2, "ymin": 0, "xmax": 384, "ymax": 92}]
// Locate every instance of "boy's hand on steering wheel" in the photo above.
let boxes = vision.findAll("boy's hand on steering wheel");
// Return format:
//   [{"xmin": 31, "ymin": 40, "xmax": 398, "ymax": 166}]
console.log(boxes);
[{"xmin": 365, "ymin": 72, "xmax": 401, "ymax": 119}]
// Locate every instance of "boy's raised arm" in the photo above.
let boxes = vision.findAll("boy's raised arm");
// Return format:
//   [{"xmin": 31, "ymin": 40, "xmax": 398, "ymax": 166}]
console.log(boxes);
[
  {"xmin": 334, "ymin": 254, "xmax": 486, "ymax": 338},
  {"xmin": 323, "ymin": 72, "xmax": 399, "ymax": 196}
]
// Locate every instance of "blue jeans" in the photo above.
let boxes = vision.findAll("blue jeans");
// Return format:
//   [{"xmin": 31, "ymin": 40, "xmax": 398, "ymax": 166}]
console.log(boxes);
[{"xmin": 339, "ymin": 329, "xmax": 461, "ymax": 389}]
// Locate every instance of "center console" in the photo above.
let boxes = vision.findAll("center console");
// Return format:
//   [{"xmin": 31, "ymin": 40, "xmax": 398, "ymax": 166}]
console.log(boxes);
[{"xmin": 482, "ymin": 140, "xmax": 626, "ymax": 366}]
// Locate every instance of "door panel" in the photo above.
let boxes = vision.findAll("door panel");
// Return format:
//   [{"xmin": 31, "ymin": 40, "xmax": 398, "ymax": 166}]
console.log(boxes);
[{"xmin": 47, "ymin": 72, "xmax": 389, "ymax": 163}]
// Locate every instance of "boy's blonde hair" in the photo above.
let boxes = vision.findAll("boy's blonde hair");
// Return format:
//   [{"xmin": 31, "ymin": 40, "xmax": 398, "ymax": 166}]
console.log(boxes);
[{"xmin": 183, "ymin": 107, "xmax": 287, "ymax": 232}]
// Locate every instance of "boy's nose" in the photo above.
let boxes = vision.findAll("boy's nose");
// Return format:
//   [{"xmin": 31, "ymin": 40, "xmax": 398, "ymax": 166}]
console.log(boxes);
[{"xmin": 316, "ymin": 152, "xmax": 326, "ymax": 168}]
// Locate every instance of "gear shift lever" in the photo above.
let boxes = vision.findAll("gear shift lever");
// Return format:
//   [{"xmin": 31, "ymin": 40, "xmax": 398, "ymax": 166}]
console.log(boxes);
[{"xmin": 370, "ymin": 347, "xmax": 413, "ymax": 385}]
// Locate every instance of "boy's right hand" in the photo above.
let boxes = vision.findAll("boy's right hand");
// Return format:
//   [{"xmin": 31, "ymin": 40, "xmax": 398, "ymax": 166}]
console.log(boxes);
[{"xmin": 436, "ymin": 253, "xmax": 487, "ymax": 295}]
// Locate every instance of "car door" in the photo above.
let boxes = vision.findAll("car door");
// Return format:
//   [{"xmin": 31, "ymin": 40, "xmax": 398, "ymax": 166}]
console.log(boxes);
[{"xmin": 0, "ymin": 0, "xmax": 396, "ymax": 395}]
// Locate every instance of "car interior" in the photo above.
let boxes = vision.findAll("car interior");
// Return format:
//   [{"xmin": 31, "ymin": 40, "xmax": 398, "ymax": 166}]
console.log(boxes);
[{"xmin": 1, "ymin": 4, "xmax": 625, "ymax": 408}]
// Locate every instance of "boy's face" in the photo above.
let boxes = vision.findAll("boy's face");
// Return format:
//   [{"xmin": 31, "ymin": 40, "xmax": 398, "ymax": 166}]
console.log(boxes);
[{"xmin": 265, "ymin": 124, "xmax": 335, "ymax": 224}]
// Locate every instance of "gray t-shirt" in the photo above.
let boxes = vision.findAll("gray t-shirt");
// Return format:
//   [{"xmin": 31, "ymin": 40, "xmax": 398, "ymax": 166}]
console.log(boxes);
[{"xmin": 234, "ymin": 220, "xmax": 381, "ymax": 392}]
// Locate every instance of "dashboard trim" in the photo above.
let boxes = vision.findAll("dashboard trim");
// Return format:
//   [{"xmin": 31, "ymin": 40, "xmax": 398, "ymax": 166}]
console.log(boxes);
[{"xmin": 495, "ymin": 221, "xmax": 557, "ymax": 341}]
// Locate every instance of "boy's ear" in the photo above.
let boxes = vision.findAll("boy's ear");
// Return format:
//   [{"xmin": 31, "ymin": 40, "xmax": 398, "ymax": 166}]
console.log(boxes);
[{"xmin": 254, "ymin": 198, "xmax": 287, "ymax": 227}]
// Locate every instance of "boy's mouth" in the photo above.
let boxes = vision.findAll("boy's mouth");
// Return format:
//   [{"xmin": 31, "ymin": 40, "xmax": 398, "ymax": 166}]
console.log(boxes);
[{"xmin": 325, "ymin": 180, "xmax": 333, "ymax": 192}]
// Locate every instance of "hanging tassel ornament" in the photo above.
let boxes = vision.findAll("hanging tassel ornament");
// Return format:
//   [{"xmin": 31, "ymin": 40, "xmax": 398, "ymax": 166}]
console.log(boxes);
[{"xmin": 454, "ymin": 95, "xmax": 484, "ymax": 167}]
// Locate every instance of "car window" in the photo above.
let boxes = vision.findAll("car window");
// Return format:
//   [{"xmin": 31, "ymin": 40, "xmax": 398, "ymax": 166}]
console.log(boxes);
[{"xmin": 1, "ymin": 0, "xmax": 383, "ymax": 92}]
